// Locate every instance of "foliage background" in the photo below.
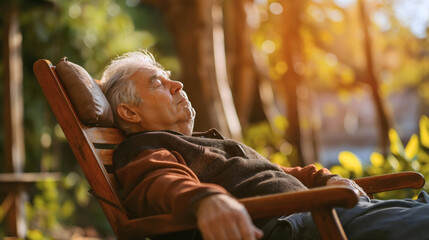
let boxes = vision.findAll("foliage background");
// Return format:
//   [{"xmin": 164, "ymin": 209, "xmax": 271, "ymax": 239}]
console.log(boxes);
[
  {"xmin": 1, "ymin": 0, "xmax": 174, "ymax": 238},
  {"xmin": 0, "ymin": 0, "xmax": 428, "ymax": 238}
]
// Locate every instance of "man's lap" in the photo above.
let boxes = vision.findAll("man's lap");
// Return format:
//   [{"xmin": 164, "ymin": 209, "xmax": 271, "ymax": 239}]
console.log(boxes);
[
  {"xmin": 262, "ymin": 191, "xmax": 429, "ymax": 240},
  {"xmin": 339, "ymin": 191, "xmax": 429, "ymax": 240}
]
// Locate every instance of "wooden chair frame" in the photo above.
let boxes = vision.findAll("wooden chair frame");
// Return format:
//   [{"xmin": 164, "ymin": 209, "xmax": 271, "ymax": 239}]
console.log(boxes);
[{"xmin": 33, "ymin": 59, "xmax": 425, "ymax": 240}]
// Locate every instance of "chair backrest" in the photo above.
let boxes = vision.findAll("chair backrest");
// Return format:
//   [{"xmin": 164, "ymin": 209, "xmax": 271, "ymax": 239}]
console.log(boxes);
[
  {"xmin": 34, "ymin": 58, "xmax": 203, "ymax": 239},
  {"xmin": 33, "ymin": 59, "xmax": 128, "ymax": 236}
]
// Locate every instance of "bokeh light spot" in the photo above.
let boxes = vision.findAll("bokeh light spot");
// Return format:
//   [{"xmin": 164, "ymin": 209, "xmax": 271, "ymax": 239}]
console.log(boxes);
[
  {"xmin": 269, "ymin": 2, "xmax": 283, "ymax": 15},
  {"xmin": 68, "ymin": 5, "xmax": 81, "ymax": 19},
  {"xmin": 262, "ymin": 40, "xmax": 276, "ymax": 54},
  {"xmin": 275, "ymin": 61, "xmax": 288, "ymax": 75}
]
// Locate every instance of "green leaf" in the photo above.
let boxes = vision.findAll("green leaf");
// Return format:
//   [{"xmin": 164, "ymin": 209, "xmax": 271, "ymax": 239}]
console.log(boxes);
[
  {"xmin": 75, "ymin": 181, "xmax": 90, "ymax": 207},
  {"xmin": 61, "ymin": 200, "xmax": 75, "ymax": 218}
]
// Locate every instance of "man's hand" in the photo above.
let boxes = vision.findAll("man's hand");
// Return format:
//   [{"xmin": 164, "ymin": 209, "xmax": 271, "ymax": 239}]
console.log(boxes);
[
  {"xmin": 195, "ymin": 194, "xmax": 263, "ymax": 240},
  {"xmin": 326, "ymin": 177, "xmax": 368, "ymax": 197}
]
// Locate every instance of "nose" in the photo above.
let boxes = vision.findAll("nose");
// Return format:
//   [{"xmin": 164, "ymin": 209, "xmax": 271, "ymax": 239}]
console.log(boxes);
[{"xmin": 169, "ymin": 80, "xmax": 183, "ymax": 94}]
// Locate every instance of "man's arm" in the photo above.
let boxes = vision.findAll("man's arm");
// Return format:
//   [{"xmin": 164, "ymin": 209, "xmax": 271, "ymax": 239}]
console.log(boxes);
[
  {"xmin": 115, "ymin": 148, "xmax": 263, "ymax": 239},
  {"xmin": 116, "ymin": 148, "xmax": 227, "ymax": 217},
  {"xmin": 196, "ymin": 194, "xmax": 263, "ymax": 240},
  {"xmin": 280, "ymin": 164, "xmax": 337, "ymax": 187},
  {"xmin": 280, "ymin": 164, "xmax": 367, "ymax": 196}
]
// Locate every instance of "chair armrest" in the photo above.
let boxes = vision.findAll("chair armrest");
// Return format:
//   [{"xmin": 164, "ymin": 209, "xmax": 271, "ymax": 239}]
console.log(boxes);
[
  {"xmin": 118, "ymin": 185, "xmax": 359, "ymax": 238},
  {"xmin": 354, "ymin": 171, "xmax": 425, "ymax": 195},
  {"xmin": 240, "ymin": 185, "xmax": 359, "ymax": 219}
]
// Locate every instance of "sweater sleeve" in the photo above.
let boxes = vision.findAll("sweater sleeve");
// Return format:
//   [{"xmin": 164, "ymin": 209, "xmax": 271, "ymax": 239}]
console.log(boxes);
[
  {"xmin": 280, "ymin": 164, "xmax": 338, "ymax": 188},
  {"xmin": 115, "ymin": 148, "xmax": 228, "ymax": 219}
]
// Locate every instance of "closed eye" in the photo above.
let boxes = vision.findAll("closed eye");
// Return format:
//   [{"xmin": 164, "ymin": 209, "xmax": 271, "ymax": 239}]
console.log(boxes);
[
  {"xmin": 149, "ymin": 74, "xmax": 164, "ymax": 88},
  {"xmin": 153, "ymin": 79, "xmax": 163, "ymax": 88}
]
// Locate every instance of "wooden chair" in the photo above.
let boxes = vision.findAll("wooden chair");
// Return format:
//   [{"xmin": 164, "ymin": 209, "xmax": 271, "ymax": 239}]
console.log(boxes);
[{"xmin": 33, "ymin": 58, "xmax": 425, "ymax": 240}]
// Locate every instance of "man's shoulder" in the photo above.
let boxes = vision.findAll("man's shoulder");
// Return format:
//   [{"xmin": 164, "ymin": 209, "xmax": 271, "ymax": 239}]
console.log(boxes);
[
  {"xmin": 114, "ymin": 129, "xmax": 199, "ymax": 170},
  {"xmin": 114, "ymin": 128, "xmax": 228, "ymax": 170},
  {"xmin": 123, "ymin": 128, "xmax": 225, "ymax": 142}
]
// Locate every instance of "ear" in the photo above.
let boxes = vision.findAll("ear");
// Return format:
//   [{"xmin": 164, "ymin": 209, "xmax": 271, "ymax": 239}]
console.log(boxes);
[{"xmin": 116, "ymin": 103, "xmax": 140, "ymax": 123}]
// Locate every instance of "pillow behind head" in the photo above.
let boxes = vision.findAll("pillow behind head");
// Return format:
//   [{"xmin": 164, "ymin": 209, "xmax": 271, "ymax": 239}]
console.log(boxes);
[{"xmin": 55, "ymin": 57, "xmax": 114, "ymax": 127}]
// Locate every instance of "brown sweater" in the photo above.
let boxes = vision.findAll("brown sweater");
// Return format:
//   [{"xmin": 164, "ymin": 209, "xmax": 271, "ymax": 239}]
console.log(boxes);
[{"xmin": 114, "ymin": 129, "xmax": 337, "ymax": 219}]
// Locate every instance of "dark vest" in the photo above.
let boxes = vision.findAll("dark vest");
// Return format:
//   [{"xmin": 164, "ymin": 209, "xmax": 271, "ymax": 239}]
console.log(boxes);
[{"xmin": 114, "ymin": 129, "xmax": 307, "ymax": 199}]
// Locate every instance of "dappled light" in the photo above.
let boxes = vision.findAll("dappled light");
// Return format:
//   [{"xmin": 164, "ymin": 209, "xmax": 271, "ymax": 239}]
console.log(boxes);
[{"xmin": 0, "ymin": 0, "xmax": 428, "ymax": 238}]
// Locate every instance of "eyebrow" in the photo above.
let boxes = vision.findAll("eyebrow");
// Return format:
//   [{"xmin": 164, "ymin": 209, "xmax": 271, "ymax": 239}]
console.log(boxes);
[
  {"xmin": 149, "ymin": 70, "xmax": 171, "ymax": 82},
  {"xmin": 165, "ymin": 71, "xmax": 171, "ymax": 78}
]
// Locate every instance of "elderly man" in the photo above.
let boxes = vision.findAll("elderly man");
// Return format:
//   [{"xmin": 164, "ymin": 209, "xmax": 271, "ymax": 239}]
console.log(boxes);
[{"xmin": 101, "ymin": 51, "xmax": 429, "ymax": 240}]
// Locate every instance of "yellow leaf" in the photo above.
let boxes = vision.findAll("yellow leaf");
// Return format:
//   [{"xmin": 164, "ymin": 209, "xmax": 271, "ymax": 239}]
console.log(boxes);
[
  {"xmin": 273, "ymin": 116, "xmax": 289, "ymax": 131},
  {"xmin": 420, "ymin": 116, "xmax": 429, "ymax": 148},
  {"xmin": 405, "ymin": 134, "xmax": 419, "ymax": 160},
  {"xmin": 411, "ymin": 161, "xmax": 420, "ymax": 171},
  {"xmin": 340, "ymin": 67, "xmax": 354, "ymax": 85},
  {"xmin": 368, "ymin": 166, "xmax": 384, "ymax": 176},
  {"xmin": 370, "ymin": 152, "xmax": 385, "ymax": 167},
  {"xmin": 338, "ymin": 151, "xmax": 363, "ymax": 177},
  {"xmin": 270, "ymin": 152, "xmax": 288, "ymax": 166},
  {"xmin": 26, "ymin": 229, "xmax": 44, "ymax": 240},
  {"xmin": 314, "ymin": 162, "xmax": 324, "ymax": 170},
  {"xmin": 389, "ymin": 129, "xmax": 404, "ymax": 155},
  {"xmin": 330, "ymin": 165, "xmax": 350, "ymax": 178},
  {"xmin": 387, "ymin": 155, "xmax": 400, "ymax": 171}
]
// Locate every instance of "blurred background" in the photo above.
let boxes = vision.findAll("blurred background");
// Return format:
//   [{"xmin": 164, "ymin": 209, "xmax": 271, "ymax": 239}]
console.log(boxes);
[{"xmin": 1, "ymin": 0, "xmax": 428, "ymax": 238}]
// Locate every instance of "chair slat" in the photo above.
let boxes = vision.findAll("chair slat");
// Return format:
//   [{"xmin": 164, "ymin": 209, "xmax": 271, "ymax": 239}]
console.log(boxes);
[
  {"xmin": 95, "ymin": 149, "xmax": 114, "ymax": 166},
  {"xmin": 85, "ymin": 127, "xmax": 125, "ymax": 145}
]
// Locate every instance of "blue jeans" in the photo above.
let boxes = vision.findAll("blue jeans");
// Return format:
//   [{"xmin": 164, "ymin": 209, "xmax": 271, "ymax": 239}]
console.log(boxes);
[{"xmin": 263, "ymin": 191, "xmax": 429, "ymax": 240}]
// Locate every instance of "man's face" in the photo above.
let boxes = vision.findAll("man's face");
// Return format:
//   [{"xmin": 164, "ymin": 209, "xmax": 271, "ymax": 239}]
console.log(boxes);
[{"xmin": 129, "ymin": 66, "xmax": 195, "ymax": 135}]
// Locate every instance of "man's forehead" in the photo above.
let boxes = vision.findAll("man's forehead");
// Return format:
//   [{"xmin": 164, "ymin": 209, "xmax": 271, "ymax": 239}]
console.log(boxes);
[
  {"xmin": 131, "ymin": 67, "xmax": 157, "ymax": 81},
  {"xmin": 135, "ymin": 66, "xmax": 170, "ymax": 79}
]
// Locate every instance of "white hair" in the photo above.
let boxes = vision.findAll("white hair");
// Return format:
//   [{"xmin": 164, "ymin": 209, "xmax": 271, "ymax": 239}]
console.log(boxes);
[{"xmin": 101, "ymin": 50, "xmax": 163, "ymax": 133}]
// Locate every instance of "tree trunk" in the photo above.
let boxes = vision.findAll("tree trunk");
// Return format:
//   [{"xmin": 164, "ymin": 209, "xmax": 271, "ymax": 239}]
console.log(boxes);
[
  {"xmin": 2, "ymin": 3, "xmax": 27, "ymax": 238},
  {"xmin": 279, "ymin": 0, "xmax": 308, "ymax": 166},
  {"xmin": 143, "ymin": 0, "xmax": 242, "ymax": 139},
  {"xmin": 358, "ymin": 0, "xmax": 391, "ymax": 155},
  {"xmin": 223, "ymin": 0, "xmax": 258, "ymax": 128}
]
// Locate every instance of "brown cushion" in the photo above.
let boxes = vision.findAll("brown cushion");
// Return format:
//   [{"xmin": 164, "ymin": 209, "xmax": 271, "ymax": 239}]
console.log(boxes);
[{"xmin": 55, "ymin": 57, "xmax": 114, "ymax": 127}]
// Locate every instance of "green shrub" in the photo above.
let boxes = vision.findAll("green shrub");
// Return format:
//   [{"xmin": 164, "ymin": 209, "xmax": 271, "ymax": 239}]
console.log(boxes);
[
  {"xmin": 330, "ymin": 115, "xmax": 429, "ymax": 199},
  {"xmin": 244, "ymin": 115, "xmax": 429, "ymax": 200}
]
